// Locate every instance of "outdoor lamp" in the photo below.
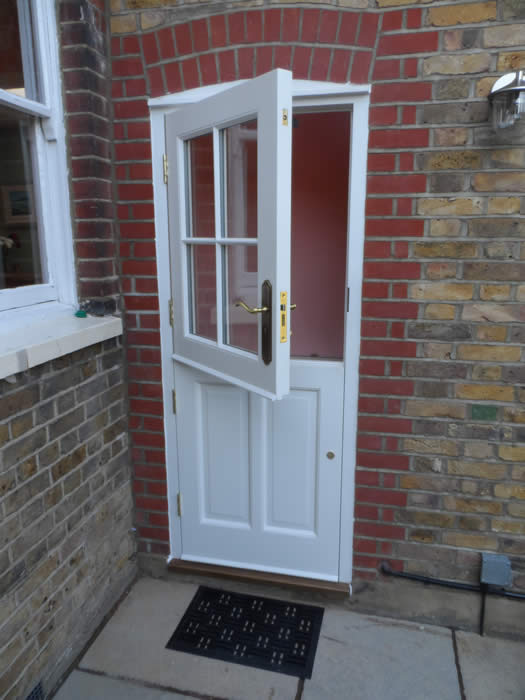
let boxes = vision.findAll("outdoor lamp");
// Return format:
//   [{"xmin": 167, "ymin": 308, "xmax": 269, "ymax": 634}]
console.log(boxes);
[{"xmin": 489, "ymin": 70, "xmax": 525, "ymax": 129}]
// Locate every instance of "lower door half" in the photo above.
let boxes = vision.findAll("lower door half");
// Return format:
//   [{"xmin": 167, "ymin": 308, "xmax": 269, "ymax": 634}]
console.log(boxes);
[{"xmin": 174, "ymin": 358, "xmax": 344, "ymax": 581}]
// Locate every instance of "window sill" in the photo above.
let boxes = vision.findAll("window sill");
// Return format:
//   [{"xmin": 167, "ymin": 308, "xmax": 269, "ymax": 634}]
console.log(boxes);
[{"xmin": 0, "ymin": 303, "xmax": 123, "ymax": 380}]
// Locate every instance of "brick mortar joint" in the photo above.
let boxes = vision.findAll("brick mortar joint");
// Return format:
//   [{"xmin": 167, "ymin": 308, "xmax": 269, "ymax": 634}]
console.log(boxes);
[
  {"xmin": 6, "ymin": 477, "xmax": 131, "ymax": 577},
  {"xmin": 0, "ymin": 375, "xmax": 124, "ymax": 425}
]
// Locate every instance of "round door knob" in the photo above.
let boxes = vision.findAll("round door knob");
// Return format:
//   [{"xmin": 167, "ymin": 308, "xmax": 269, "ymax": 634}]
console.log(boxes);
[{"xmin": 326, "ymin": 451, "xmax": 335, "ymax": 460}]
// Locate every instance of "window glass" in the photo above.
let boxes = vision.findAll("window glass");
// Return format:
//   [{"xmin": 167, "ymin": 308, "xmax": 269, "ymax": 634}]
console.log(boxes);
[
  {"xmin": 187, "ymin": 133, "xmax": 215, "ymax": 238},
  {"xmin": 223, "ymin": 120, "xmax": 257, "ymax": 238},
  {"xmin": 188, "ymin": 244, "xmax": 217, "ymax": 341},
  {"xmin": 0, "ymin": 0, "xmax": 39, "ymax": 101},
  {"xmin": 0, "ymin": 105, "xmax": 42, "ymax": 289},
  {"xmin": 221, "ymin": 119, "xmax": 259, "ymax": 352},
  {"xmin": 223, "ymin": 244, "xmax": 258, "ymax": 354}
]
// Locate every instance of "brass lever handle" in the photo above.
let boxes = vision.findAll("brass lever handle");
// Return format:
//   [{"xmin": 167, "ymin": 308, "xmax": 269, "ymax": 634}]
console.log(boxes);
[
  {"xmin": 235, "ymin": 300, "xmax": 269, "ymax": 314},
  {"xmin": 290, "ymin": 303, "xmax": 297, "ymax": 310}
]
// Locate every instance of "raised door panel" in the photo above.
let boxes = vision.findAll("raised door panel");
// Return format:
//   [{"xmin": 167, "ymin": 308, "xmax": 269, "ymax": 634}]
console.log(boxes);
[
  {"xmin": 199, "ymin": 384, "xmax": 251, "ymax": 526},
  {"xmin": 265, "ymin": 389, "xmax": 318, "ymax": 533}
]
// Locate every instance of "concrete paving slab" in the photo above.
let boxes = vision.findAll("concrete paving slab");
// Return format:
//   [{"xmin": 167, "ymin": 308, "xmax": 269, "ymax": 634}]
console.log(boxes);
[
  {"xmin": 303, "ymin": 608, "xmax": 461, "ymax": 700},
  {"xmin": 54, "ymin": 670, "xmax": 190, "ymax": 699},
  {"xmin": 79, "ymin": 577, "xmax": 299, "ymax": 700},
  {"xmin": 456, "ymin": 630, "xmax": 525, "ymax": 699}
]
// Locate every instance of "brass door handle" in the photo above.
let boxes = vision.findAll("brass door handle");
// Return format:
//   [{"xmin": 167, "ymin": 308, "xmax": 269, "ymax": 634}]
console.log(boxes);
[
  {"xmin": 235, "ymin": 300, "xmax": 269, "ymax": 314},
  {"xmin": 290, "ymin": 303, "xmax": 297, "ymax": 310}
]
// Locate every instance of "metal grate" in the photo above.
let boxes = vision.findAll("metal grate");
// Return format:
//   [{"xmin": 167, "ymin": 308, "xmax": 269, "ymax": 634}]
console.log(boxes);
[
  {"xmin": 166, "ymin": 586, "xmax": 324, "ymax": 679},
  {"xmin": 25, "ymin": 681, "xmax": 44, "ymax": 700}
]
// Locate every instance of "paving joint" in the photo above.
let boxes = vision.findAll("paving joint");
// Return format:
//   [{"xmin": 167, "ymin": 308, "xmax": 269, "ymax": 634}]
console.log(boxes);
[
  {"xmin": 451, "ymin": 630, "xmax": 467, "ymax": 700},
  {"xmin": 48, "ymin": 574, "xmax": 139, "ymax": 700},
  {"xmin": 76, "ymin": 667, "xmax": 228, "ymax": 700}
]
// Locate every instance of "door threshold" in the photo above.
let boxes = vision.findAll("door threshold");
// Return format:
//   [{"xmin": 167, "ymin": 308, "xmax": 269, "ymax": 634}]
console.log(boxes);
[{"xmin": 168, "ymin": 559, "xmax": 349, "ymax": 598}]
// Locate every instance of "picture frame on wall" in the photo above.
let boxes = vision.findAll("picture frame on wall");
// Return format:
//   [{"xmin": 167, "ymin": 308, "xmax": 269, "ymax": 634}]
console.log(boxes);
[{"xmin": 2, "ymin": 185, "xmax": 34, "ymax": 224}]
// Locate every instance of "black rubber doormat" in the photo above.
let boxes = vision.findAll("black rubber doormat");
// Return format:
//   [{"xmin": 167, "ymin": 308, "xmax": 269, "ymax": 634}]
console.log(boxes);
[{"xmin": 166, "ymin": 586, "xmax": 324, "ymax": 679}]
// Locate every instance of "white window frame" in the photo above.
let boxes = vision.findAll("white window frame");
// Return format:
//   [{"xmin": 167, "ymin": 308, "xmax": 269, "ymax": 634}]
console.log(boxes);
[
  {"xmin": 0, "ymin": 0, "xmax": 76, "ymax": 313},
  {"xmin": 0, "ymin": 1, "xmax": 122, "ymax": 382}
]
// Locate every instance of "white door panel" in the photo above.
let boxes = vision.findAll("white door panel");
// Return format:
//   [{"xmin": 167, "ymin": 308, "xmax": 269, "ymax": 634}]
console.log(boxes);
[
  {"xmin": 198, "ymin": 384, "xmax": 251, "ymax": 525},
  {"xmin": 266, "ymin": 388, "xmax": 318, "ymax": 532},
  {"xmin": 175, "ymin": 359, "xmax": 343, "ymax": 580}
]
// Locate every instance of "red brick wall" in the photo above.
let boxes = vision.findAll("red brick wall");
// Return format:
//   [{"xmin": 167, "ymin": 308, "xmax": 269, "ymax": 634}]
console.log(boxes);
[
  {"xmin": 112, "ymin": 6, "xmax": 376, "ymax": 561},
  {"xmin": 109, "ymin": 2, "xmax": 525, "ymax": 592},
  {"xmin": 60, "ymin": 0, "xmax": 121, "ymax": 315}
]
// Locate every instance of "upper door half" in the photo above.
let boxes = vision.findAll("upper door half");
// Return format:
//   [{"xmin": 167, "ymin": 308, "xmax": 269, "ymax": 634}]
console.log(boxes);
[{"xmin": 165, "ymin": 69, "xmax": 293, "ymax": 400}]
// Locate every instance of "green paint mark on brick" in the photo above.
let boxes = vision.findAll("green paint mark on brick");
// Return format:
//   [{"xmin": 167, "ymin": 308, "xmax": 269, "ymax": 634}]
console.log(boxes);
[{"xmin": 471, "ymin": 405, "xmax": 498, "ymax": 421}]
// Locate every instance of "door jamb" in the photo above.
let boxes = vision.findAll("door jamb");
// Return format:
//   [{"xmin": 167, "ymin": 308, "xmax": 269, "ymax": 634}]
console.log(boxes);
[{"xmin": 150, "ymin": 78, "xmax": 370, "ymax": 585}]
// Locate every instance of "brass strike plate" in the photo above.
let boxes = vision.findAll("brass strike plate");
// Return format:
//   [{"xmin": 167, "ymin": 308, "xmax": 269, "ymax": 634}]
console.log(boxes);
[
  {"xmin": 282, "ymin": 108, "xmax": 288, "ymax": 126},
  {"xmin": 280, "ymin": 291, "xmax": 287, "ymax": 343}
]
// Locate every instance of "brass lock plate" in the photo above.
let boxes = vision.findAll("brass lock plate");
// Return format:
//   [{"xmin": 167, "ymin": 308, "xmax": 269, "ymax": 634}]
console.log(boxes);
[{"xmin": 280, "ymin": 291, "xmax": 287, "ymax": 343}]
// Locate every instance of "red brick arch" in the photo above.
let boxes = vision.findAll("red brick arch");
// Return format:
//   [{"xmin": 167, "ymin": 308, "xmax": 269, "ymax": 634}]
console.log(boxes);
[
  {"xmin": 112, "ymin": 6, "xmax": 432, "ymax": 580},
  {"xmin": 116, "ymin": 8, "xmax": 379, "ymax": 99}
]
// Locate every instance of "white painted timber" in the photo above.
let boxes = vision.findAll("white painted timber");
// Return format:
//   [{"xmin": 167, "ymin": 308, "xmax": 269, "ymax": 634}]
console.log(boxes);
[
  {"xmin": 175, "ymin": 359, "xmax": 343, "ymax": 581},
  {"xmin": 152, "ymin": 77, "xmax": 369, "ymax": 584},
  {"xmin": 166, "ymin": 69, "xmax": 292, "ymax": 400}
]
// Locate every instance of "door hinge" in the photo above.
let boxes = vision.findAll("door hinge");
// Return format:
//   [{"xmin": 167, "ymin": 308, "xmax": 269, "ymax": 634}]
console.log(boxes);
[
  {"xmin": 177, "ymin": 492, "xmax": 182, "ymax": 517},
  {"xmin": 168, "ymin": 298, "xmax": 174, "ymax": 326},
  {"xmin": 346, "ymin": 287, "xmax": 350, "ymax": 312},
  {"xmin": 172, "ymin": 389, "xmax": 177, "ymax": 414},
  {"xmin": 163, "ymin": 153, "xmax": 169, "ymax": 184}
]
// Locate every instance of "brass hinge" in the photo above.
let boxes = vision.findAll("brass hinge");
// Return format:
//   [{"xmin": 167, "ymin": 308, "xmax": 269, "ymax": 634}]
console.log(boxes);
[
  {"xmin": 168, "ymin": 298, "xmax": 174, "ymax": 326},
  {"xmin": 163, "ymin": 153, "xmax": 169, "ymax": 184},
  {"xmin": 172, "ymin": 389, "xmax": 177, "ymax": 414},
  {"xmin": 177, "ymin": 492, "xmax": 182, "ymax": 517}
]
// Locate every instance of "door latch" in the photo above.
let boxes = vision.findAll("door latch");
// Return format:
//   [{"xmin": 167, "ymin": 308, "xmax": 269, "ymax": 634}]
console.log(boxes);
[{"xmin": 280, "ymin": 291, "xmax": 287, "ymax": 344}]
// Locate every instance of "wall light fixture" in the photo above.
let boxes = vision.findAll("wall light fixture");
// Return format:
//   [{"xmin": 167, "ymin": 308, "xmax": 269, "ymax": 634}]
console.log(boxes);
[{"xmin": 489, "ymin": 70, "xmax": 525, "ymax": 129}]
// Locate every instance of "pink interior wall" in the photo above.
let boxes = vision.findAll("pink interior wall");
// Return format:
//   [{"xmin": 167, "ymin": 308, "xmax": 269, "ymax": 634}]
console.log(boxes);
[{"xmin": 291, "ymin": 111, "xmax": 350, "ymax": 359}]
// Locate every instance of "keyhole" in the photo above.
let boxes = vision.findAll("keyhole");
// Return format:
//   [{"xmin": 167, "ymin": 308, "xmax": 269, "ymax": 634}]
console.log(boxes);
[{"xmin": 326, "ymin": 451, "xmax": 335, "ymax": 460}]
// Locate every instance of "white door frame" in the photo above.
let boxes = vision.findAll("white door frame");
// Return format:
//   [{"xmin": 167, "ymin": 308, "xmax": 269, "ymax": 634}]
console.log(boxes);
[{"xmin": 149, "ymin": 78, "xmax": 370, "ymax": 586}]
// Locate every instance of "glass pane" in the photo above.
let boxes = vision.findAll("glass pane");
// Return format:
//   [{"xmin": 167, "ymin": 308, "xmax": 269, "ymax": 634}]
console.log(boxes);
[
  {"xmin": 188, "ymin": 244, "xmax": 216, "ymax": 341},
  {"xmin": 223, "ymin": 120, "xmax": 257, "ymax": 238},
  {"xmin": 187, "ymin": 133, "xmax": 215, "ymax": 238},
  {"xmin": 290, "ymin": 112, "xmax": 350, "ymax": 360},
  {"xmin": 223, "ymin": 244, "xmax": 258, "ymax": 354},
  {"xmin": 0, "ymin": 105, "xmax": 42, "ymax": 290},
  {"xmin": 0, "ymin": 0, "xmax": 39, "ymax": 101}
]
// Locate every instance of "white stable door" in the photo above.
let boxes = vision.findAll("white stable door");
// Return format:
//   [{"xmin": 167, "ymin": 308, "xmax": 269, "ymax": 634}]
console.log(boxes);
[
  {"xmin": 166, "ymin": 76, "xmax": 351, "ymax": 581},
  {"xmin": 175, "ymin": 360, "xmax": 343, "ymax": 579}
]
